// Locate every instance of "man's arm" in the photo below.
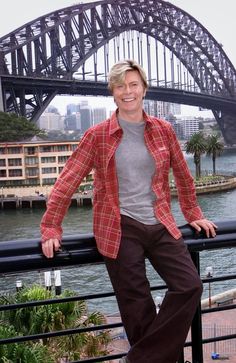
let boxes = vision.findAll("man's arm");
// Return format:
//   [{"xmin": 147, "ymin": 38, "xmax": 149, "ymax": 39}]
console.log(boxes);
[
  {"xmin": 168, "ymin": 125, "xmax": 217, "ymax": 237},
  {"xmin": 41, "ymin": 130, "xmax": 96, "ymax": 257}
]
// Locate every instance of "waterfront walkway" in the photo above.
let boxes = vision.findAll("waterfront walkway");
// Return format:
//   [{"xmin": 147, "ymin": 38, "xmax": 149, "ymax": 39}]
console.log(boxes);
[
  {"xmin": 107, "ymin": 299, "xmax": 236, "ymax": 362},
  {"xmin": 1, "ymin": 176, "xmax": 236, "ymax": 209}
]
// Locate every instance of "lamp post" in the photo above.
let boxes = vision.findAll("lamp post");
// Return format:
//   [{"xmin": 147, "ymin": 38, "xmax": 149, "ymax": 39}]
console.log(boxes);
[
  {"xmin": 154, "ymin": 295, "xmax": 163, "ymax": 312},
  {"xmin": 205, "ymin": 266, "xmax": 213, "ymax": 308}
]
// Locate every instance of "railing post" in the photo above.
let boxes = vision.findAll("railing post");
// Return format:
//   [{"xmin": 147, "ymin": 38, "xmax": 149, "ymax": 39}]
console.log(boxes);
[
  {"xmin": 191, "ymin": 251, "xmax": 204, "ymax": 363},
  {"xmin": 177, "ymin": 350, "xmax": 185, "ymax": 363}
]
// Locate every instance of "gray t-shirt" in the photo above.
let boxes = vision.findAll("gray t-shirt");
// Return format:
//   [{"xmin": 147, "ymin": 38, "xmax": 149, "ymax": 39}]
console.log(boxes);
[{"xmin": 115, "ymin": 118, "xmax": 159, "ymax": 225}]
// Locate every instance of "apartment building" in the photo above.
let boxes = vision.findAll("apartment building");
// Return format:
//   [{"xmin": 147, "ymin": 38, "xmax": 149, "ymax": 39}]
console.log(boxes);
[{"xmin": 0, "ymin": 139, "xmax": 92, "ymax": 189}]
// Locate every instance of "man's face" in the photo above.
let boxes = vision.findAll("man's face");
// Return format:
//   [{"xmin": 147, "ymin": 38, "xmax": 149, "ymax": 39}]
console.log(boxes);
[{"xmin": 112, "ymin": 70, "xmax": 146, "ymax": 118}]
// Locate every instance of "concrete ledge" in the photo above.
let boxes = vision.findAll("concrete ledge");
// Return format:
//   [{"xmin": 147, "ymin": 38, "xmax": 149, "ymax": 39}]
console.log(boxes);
[
  {"xmin": 171, "ymin": 176, "xmax": 236, "ymax": 196},
  {"xmin": 201, "ymin": 288, "xmax": 236, "ymax": 308}
]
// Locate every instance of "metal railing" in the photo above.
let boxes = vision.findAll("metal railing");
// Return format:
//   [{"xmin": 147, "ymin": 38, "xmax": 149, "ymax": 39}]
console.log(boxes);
[{"xmin": 0, "ymin": 220, "xmax": 236, "ymax": 363}]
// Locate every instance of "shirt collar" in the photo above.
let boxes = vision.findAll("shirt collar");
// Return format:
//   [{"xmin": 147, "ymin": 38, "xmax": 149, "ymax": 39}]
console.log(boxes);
[
  {"xmin": 109, "ymin": 110, "xmax": 121, "ymax": 135},
  {"xmin": 109, "ymin": 109, "xmax": 154, "ymax": 135}
]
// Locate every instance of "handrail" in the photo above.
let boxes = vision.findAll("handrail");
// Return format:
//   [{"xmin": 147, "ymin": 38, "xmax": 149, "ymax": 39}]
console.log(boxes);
[
  {"xmin": 0, "ymin": 219, "xmax": 236, "ymax": 274},
  {"xmin": 0, "ymin": 219, "xmax": 236, "ymax": 363}
]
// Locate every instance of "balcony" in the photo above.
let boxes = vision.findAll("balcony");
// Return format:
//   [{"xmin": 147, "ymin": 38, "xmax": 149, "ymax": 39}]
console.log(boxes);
[{"xmin": 0, "ymin": 220, "xmax": 235, "ymax": 363}]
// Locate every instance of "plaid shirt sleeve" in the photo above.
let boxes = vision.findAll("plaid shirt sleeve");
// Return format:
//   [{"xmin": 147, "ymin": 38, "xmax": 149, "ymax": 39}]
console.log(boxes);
[
  {"xmin": 168, "ymin": 124, "xmax": 205, "ymax": 222},
  {"xmin": 40, "ymin": 129, "xmax": 96, "ymax": 243}
]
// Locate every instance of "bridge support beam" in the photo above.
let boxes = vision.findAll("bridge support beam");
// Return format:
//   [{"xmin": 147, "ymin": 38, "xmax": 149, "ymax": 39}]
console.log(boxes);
[
  {"xmin": 0, "ymin": 77, "xmax": 4, "ymax": 112},
  {"xmin": 214, "ymin": 111, "xmax": 236, "ymax": 145},
  {"xmin": 0, "ymin": 50, "xmax": 5, "ymax": 112}
]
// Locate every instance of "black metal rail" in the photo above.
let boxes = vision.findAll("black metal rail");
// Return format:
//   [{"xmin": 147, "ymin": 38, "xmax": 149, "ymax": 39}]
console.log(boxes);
[{"xmin": 0, "ymin": 219, "xmax": 236, "ymax": 363}]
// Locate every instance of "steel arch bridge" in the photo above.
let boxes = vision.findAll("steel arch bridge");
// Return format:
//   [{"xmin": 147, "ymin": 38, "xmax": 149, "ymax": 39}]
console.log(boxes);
[{"xmin": 0, "ymin": 0, "xmax": 236, "ymax": 143}]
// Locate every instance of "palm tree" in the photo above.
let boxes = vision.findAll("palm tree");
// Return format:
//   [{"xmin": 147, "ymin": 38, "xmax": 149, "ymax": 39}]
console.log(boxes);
[
  {"xmin": 0, "ymin": 324, "xmax": 53, "ymax": 363},
  {"xmin": 0, "ymin": 285, "xmax": 111, "ymax": 362},
  {"xmin": 206, "ymin": 134, "xmax": 224, "ymax": 175},
  {"xmin": 185, "ymin": 132, "xmax": 206, "ymax": 178}
]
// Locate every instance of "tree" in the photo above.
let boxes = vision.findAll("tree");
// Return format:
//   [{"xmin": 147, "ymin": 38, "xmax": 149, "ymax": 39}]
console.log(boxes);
[
  {"xmin": 185, "ymin": 132, "xmax": 206, "ymax": 178},
  {"xmin": 0, "ymin": 285, "xmax": 111, "ymax": 362},
  {"xmin": 0, "ymin": 112, "xmax": 45, "ymax": 142},
  {"xmin": 0, "ymin": 324, "xmax": 53, "ymax": 363},
  {"xmin": 206, "ymin": 134, "xmax": 224, "ymax": 175}
]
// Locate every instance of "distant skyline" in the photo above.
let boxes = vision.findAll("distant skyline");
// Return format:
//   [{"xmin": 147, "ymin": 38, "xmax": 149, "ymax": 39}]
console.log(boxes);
[{"xmin": 0, "ymin": 0, "xmax": 235, "ymax": 117}]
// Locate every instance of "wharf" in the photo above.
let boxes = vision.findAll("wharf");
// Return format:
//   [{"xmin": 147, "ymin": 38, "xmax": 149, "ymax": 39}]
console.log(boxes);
[
  {"xmin": 171, "ymin": 176, "xmax": 236, "ymax": 196},
  {"xmin": 0, "ymin": 193, "xmax": 92, "ymax": 209}
]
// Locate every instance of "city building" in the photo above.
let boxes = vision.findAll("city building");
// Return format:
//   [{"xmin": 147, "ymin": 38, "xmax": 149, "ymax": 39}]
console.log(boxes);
[
  {"xmin": 143, "ymin": 100, "xmax": 181, "ymax": 119},
  {"xmin": 92, "ymin": 107, "xmax": 107, "ymax": 125},
  {"xmin": 174, "ymin": 116, "xmax": 200, "ymax": 140},
  {"xmin": 0, "ymin": 139, "xmax": 93, "ymax": 190},
  {"xmin": 38, "ymin": 111, "xmax": 64, "ymax": 131},
  {"xmin": 78, "ymin": 100, "xmax": 92, "ymax": 133},
  {"xmin": 64, "ymin": 112, "xmax": 81, "ymax": 131},
  {"xmin": 66, "ymin": 101, "xmax": 93, "ymax": 133}
]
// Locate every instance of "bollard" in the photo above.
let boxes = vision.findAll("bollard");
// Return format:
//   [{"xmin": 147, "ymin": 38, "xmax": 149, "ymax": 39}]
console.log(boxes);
[
  {"xmin": 44, "ymin": 271, "xmax": 52, "ymax": 291},
  {"xmin": 16, "ymin": 280, "xmax": 23, "ymax": 292},
  {"xmin": 54, "ymin": 269, "xmax": 62, "ymax": 295}
]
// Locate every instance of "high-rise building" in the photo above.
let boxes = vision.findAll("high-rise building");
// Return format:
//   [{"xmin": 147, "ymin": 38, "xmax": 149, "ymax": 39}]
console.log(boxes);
[
  {"xmin": 92, "ymin": 107, "xmax": 107, "ymax": 125},
  {"xmin": 64, "ymin": 112, "xmax": 81, "ymax": 131},
  {"xmin": 169, "ymin": 103, "xmax": 181, "ymax": 115},
  {"xmin": 177, "ymin": 117, "xmax": 200, "ymax": 140},
  {"xmin": 80, "ymin": 104, "xmax": 92, "ymax": 133},
  {"xmin": 38, "ymin": 112, "xmax": 64, "ymax": 131},
  {"xmin": 143, "ymin": 99, "xmax": 172, "ymax": 119}
]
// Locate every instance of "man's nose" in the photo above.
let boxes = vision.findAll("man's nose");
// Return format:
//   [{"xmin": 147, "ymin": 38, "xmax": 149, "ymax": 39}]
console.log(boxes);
[{"xmin": 124, "ymin": 85, "xmax": 131, "ymax": 93}]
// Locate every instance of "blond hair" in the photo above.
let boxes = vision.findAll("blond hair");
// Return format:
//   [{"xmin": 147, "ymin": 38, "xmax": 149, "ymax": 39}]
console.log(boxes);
[{"xmin": 108, "ymin": 59, "xmax": 148, "ymax": 93}]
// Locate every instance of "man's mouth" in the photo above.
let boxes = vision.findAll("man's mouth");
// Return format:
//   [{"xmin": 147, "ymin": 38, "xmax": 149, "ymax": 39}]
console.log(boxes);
[{"xmin": 122, "ymin": 97, "xmax": 135, "ymax": 102}]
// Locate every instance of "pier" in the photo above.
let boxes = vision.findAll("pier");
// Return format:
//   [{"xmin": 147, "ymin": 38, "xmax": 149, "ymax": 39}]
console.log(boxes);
[
  {"xmin": 1, "ymin": 177, "xmax": 236, "ymax": 209},
  {"xmin": 0, "ymin": 193, "xmax": 93, "ymax": 210}
]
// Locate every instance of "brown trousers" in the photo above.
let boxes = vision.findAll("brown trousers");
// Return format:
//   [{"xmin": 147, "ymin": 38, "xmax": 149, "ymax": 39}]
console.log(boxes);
[{"xmin": 104, "ymin": 215, "xmax": 203, "ymax": 363}]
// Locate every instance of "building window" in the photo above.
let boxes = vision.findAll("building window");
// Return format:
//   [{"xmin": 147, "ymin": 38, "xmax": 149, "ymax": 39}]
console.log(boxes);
[
  {"xmin": 8, "ymin": 169, "xmax": 22, "ymax": 177},
  {"xmin": 57, "ymin": 145, "xmax": 69, "ymax": 152},
  {"xmin": 41, "ymin": 156, "xmax": 56, "ymax": 163},
  {"xmin": 0, "ymin": 148, "xmax": 7, "ymax": 155},
  {"xmin": 71, "ymin": 144, "xmax": 78, "ymax": 151},
  {"xmin": 40, "ymin": 145, "xmax": 56, "ymax": 153},
  {"xmin": 0, "ymin": 160, "xmax": 6, "ymax": 166},
  {"xmin": 42, "ymin": 178, "xmax": 57, "ymax": 185},
  {"xmin": 8, "ymin": 147, "xmax": 22, "ymax": 154},
  {"xmin": 58, "ymin": 156, "xmax": 69, "ymax": 164},
  {"xmin": 25, "ymin": 156, "xmax": 38, "ymax": 165},
  {"xmin": 0, "ymin": 170, "xmax": 7, "ymax": 177},
  {"xmin": 25, "ymin": 147, "xmax": 37, "ymax": 155},
  {"xmin": 8, "ymin": 158, "xmax": 22, "ymax": 166},
  {"xmin": 26, "ymin": 168, "xmax": 38, "ymax": 177},
  {"xmin": 42, "ymin": 167, "xmax": 57, "ymax": 174}
]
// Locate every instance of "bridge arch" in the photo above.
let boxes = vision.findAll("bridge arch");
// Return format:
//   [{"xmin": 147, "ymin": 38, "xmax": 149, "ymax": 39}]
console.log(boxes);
[{"xmin": 0, "ymin": 0, "xmax": 236, "ymax": 142}]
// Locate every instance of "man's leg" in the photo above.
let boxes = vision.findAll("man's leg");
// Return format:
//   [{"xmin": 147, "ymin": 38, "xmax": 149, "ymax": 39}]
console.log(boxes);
[
  {"xmin": 127, "ymin": 223, "xmax": 203, "ymax": 363},
  {"xmin": 104, "ymin": 215, "xmax": 157, "ymax": 346},
  {"xmin": 104, "ymin": 217, "xmax": 202, "ymax": 363}
]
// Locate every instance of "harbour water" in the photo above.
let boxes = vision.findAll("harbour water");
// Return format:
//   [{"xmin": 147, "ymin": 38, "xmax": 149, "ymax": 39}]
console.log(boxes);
[{"xmin": 0, "ymin": 151, "xmax": 236, "ymax": 314}]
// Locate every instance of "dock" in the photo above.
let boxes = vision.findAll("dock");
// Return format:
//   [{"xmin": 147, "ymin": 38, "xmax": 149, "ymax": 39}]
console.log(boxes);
[{"xmin": 0, "ymin": 193, "xmax": 93, "ymax": 210}]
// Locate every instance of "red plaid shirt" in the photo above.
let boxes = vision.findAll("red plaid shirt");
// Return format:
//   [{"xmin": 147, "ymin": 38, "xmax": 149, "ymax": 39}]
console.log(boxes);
[{"xmin": 41, "ymin": 111, "xmax": 204, "ymax": 258}]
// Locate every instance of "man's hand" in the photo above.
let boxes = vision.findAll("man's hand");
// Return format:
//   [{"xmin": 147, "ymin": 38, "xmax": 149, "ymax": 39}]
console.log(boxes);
[
  {"xmin": 42, "ymin": 239, "xmax": 60, "ymax": 258},
  {"xmin": 190, "ymin": 219, "xmax": 217, "ymax": 238}
]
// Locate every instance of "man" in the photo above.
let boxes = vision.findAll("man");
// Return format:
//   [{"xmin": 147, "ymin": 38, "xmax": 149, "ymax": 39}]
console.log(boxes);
[{"xmin": 41, "ymin": 59, "xmax": 216, "ymax": 363}]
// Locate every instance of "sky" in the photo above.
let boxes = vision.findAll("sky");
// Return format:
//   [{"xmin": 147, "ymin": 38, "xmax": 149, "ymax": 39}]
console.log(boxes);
[{"xmin": 0, "ymin": 0, "xmax": 235, "ymax": 116}]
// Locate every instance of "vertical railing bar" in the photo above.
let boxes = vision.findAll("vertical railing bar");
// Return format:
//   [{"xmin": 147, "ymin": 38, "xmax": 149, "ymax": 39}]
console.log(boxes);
[{"xmin": 191, "ymin": 251, "xmax": 204, "ymax": 363}]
